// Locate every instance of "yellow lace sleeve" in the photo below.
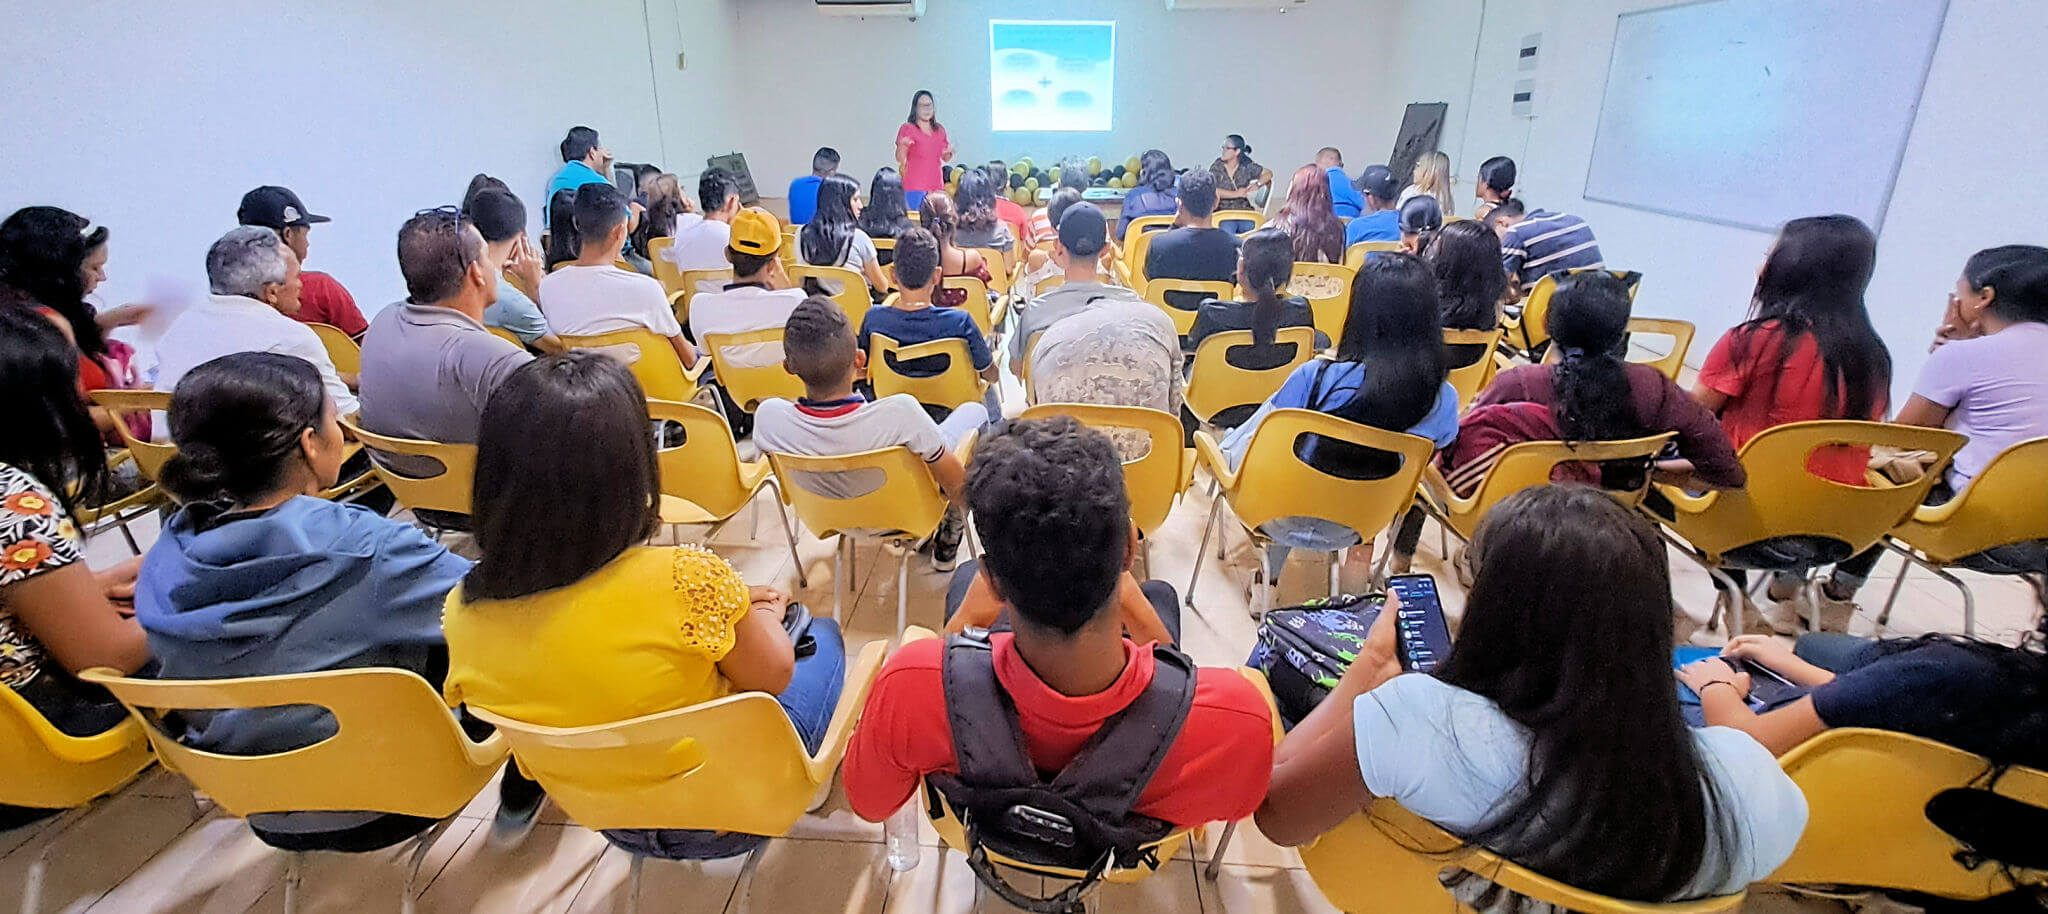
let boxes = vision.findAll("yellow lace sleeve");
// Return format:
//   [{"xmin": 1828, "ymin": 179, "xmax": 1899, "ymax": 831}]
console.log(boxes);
[{"xmin": 670, "ymin": 544, "xmax": 752, "ymax": 660}]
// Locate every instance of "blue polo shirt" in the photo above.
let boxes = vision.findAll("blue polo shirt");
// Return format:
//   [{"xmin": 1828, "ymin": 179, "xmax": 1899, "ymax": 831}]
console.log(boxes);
[
  {"xmin": 1328, "ymin": 168, "xmax": 1365, "ymax": 219},
  {"xmin": 546, "ymin": 161, "xmax": 609, "ymax": 205},
  {"xmin": 1344, "ymin": 208, "xmax": 1400, "ymax": 244},
  {"xmin": 788, "ymin": 175, "xmax": 825, "ymax": 225}
]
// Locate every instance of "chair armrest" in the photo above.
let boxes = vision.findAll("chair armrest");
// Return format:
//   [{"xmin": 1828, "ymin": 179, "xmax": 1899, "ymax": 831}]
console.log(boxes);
[
  {"xmin": 459, "ymin": 730, "xmax": 511, "ymax": 769},
  {"xmin": 1179, "ymin": 448, "xmax": 1197, "ymax": 492},
  {"xmin": 957, "ymin": 429, "xmax": 980, "ymax": 462},
  {"xmin": 803, "ymin": 634, "xmax": 903, "ymax": 783},
  {"xmin": 738, "ymin": 459, "xmax": 772, "ymax": 490},
  {"xmin": 1650, "ymin": 482, "xmax": 1717, "ymax": 517},
  {"xmin": 683, "ymin": 355, "xmax": 711, "ymax": 385},
  {"xmin": 1192, "ymin": 430, "xmax": 1239, "ymax": 491},
  {"xmin": 1910, "ymin": 480, "xmax": 1975, "ymax": 526}
]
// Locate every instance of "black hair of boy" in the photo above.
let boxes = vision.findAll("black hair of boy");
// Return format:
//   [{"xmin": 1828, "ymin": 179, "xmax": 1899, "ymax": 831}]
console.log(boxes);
[
  {"xmin": 891, "ymin": 227, "xmax": 941, "ymax": 289},
  {"xmin": 782, "ymin": 295, "xmax": 856, "ymax": 389},
  {"xmin": 812, "ymin": 147, "xmax": 841, "ymax": 175},
  {"xmin": 1178, "ymin": 169, "xmax": 1218, "ymax": 220},
  {"xmin": 561, "ymin": 127, "xmax": 599, "ymax": 164},
  {"xmin": 699, "ymin": 169, "xmax": 737, "ymax": 213},
  {"xmin": 572, "ymin": 183, "xmax": 628, "ymax": 239},
  {"xmin": 1490, "ymin": 198, "xmax": 1527, "ymax": 220},
  {"xmin": 729, "ymin": 244, "xmax": 776, "ymax": 279},
  {"xmin": 967, "ymin": 416, "xmax": 1131, "ymax": 635},
  {"xmin": 466, "ymin": 189, "xmax": 527, "ymax": 244}
]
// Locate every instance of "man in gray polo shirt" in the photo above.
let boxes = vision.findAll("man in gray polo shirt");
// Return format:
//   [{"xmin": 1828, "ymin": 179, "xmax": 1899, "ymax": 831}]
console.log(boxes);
[{"xmin": 359, "ymin": 207, "xmax": 532, "ymax": 476}]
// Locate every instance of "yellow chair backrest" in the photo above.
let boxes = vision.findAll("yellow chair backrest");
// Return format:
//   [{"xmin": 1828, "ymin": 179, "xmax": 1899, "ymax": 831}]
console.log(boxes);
[
  {"xmin": 675, "ymin": 268, "xmax": 736, "ymax": 323},
  {"xmin": 1627, "ymin": 317, "xmax": 1696, "ymax": 381},
  {"xmin": 767, "ymin": 446, "xmax": 948, "ymax": 543},
  {"xmin": 1212, "ymin": 209, "xmax": 1269, "ymax": 232},
  {"xmin": 940, "ymin": 275, "xmax": 998, "ymax": 338},
  {"xmin": 786, "ymin": 263, "xmax": 869, "ymax": 324},
  {"xmin": 1771, "ymin": 728, "xmax": 2048, "ymax": 899},
  {"xmin": 462, "ymin": 639, "xmax": 887, "ymax": 835},
  {"xmin": 966, "ymin": 248, "xmax": 1015, "ymax": 295},
  {"xmin": 337, "ymin": 415, "xmax": 475, "ymax": 516},
  {"xmin": 647, "ymin": 236, "xmax": 680, "ymax": 294},
  {"xmin": 1144, "ymin": 278, "xmax": 1236, "ymax": 336},
  {"xmin": 1121, "ymin": 215, "xmax": 1176, "ymax": 245},
  {"xmin": 557, "ymin": 327, "xmax": 702, "ymax": 403},
  {"xmin": 1443, "ymin": 328, "xmax": 1506, "ymax": 408},
  {"xmin": 1124, "ymin": 230, "xmax": 1162, "ymax": 292},
  {"xmin": 1288, "ymin": 261, "xmax": 1356, "ymax": 343},
  {"xmin": 487, "ymin": 326, "xmax": 524, "ymax": 348},
  {"xmin": 646, "ymin": 398, "xmax": 767, "ymax": 524},
  {"xmin": 703, "ymin": 327, "xmax": 806, "ymax": 412},
  {"xmin": 1184, "ymin": 327, "xmax": 1318, "ymax": 426},
  {"xmin": 1654, "ymin": 421, "xmax": 1967, "ymax": 562},
  {"xmin": 1204, "ymin": 408, "xmax": 1436, "ymax": 535},
  {"xmin": 1895, "ymin": 436, "xmax": 2048, "ymax": 563},
  {"xmin": 1342, "ymin": 240, "xmax": 1405, "ymax": 272},
  {"xmin": 87, "ymin": 389, "xmax": 177, "ymax": 480},
  {"xmin": 1021, "ymin": 403, "xmax": 1192, "ymax": 539},
  {"xmin": 1507, "ymin": 268, "xmax": 1642, "ymax": 356},
  {"xmin": 79, "ymin": 667, "xmax": 506, "ymax": 820},
  {"xmin": 308, "ymin": 322, "xmax": 360, "ymax": 375},
  {"xmin": 1428, "ymin": 432, "xmax": 1677, "ymax": 542},
  {"xmin": 870, "ymin": 333, "xmax": 987, "ymax": 411},
  {"xmin": 0, "ymin": 683, "xmax": 153, "ymax": 811}
]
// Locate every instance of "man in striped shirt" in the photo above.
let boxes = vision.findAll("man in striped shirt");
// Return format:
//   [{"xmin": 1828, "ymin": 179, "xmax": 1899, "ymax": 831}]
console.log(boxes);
[{"xmin": 1491, "ymin": 199, "xmax": 1604, "ymax": 293}]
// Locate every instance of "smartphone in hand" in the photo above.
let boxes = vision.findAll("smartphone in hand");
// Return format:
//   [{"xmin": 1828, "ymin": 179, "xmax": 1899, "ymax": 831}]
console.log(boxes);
[{"xmin": 1385, "ymin": 574, "xmax": 1454, "ymax": 673}]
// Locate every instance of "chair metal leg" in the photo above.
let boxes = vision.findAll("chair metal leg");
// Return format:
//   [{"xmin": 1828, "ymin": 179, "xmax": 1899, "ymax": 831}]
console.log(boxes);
[
  {"xmin": 729, "ymin": 842, "xmax": 768, "ymax": 914},
  {"xmin": 400, "ymin": 817, "xmax": 457, "ymax": 914},
  {"xmin": 21, "ymin": 836, "xmax": 52, "ymax": 914},
  {"xmin": 1878, "ymin": 553, "xmax": 1912, "ymax": 631},
  {"xmin": 896, "ymin": 546, "xmax": 911, "ymax": 643},
  {"xmin": 1924, "ymin": 562, "xmax": 1978, "ymax": 637},
  {"xmin": 833, "ymin": 536, "xmax": 848, "ymax": 623},
  {"xmin": 1705, "ymin": 565, "xmax": 1746, "ymax": 638},
  {"xmin": 1186, "ymin": 497, "xmax": 1224, "ymax": 610},
  {"xmin": 115, "ymin": 518, "xmax": 141, "ymax": 556},
  {"xmin": 626, "ymin": 851, "xmax": 645, "ymax": 914},
  {"xmin": 1205, "ymin": 820, "xmax": 1237, "ymax": 881},
  {"xmin": 282, "ymin": 851, "xmax": 305, "ymax": 914},
  {"xmin": 1328, "ymin": 556, "xmax": 1341, "ymax": 601},
  {"xmin": 767, "ymin": 483, "xmax": 808, "ymax": 589}
]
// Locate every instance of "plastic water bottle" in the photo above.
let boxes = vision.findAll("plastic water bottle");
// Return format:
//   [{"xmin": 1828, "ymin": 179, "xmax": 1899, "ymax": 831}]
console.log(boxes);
[{"xmin": 885, "ymin": 802, "xmax": 920, "ymax": 871}]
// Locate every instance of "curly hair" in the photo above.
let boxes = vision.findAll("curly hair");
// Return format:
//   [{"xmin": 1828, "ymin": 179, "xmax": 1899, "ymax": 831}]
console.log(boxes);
[{"xmin": 967, "ymin": 416, "xmax": 1131, "ymax": 635}]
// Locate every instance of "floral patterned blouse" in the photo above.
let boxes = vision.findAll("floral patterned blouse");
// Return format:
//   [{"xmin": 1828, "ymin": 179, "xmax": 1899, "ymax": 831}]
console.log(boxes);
[{"xmin": 0, "ymin": 463, "xmax": 84, "ymax": 688}]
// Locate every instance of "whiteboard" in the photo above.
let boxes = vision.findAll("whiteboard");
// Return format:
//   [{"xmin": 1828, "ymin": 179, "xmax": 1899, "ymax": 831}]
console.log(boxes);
[{"xmin": 1583, "ymin": 0, "xmax": 1948, "ymax": 233}]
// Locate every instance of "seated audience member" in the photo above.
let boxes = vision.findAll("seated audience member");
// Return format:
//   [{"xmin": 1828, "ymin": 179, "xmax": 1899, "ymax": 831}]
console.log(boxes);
[
  {"xmin": 1016, "ymin": 188, "xmax": 1119, "ymax": 302},
  {"xmin": 542, "ymin": 189, "xmax": 579, "ymax": 270},
  {"xmin": 465, "ymin": 187, "xmax": 565, "ymax": 354},
  {"xmin": 1187, "ymin": 227, "xmax": 1328, "ymax": 369},
  {"xmin": 1317, "ymin": 147, "xmax": 1366, "ymax": 220},
  {"xmin": 0, "ymin": 309, "xmax": 149, "ymax": 761},
  {"xmin": 537, "ymin": 183, "xmax": 696, "ymax": 368},
  {"xmin": 1010, "ymin": 203, "xmax": 1146, "ymax": 377},
  {"xmin": 1270, "ymin": 165, "xmax": 1346, "ymax": 264},
  {"xmin": 1473, "ymin": 155, "xmax": 1516, "ymax": 221},
  {"xmin": 632, "ymin": 172, "xmax": 688, "ymax": 259},
  {"xmin": 1146, "ymin": 169, "xmax": 1242, "ymax": 321},
  {"xmin": 692, "ymin": 207, "xmax": 806, "ymax": 380},
  {"xmin": 1261, "ymin": 485, "xmax": 1806, "ymax": 902},
  {"xmin": 1692, "ymin": 216, "xmax": 1892, "ymax": 630},
  {"xmin": 662, "ymin": 169, "xmax": 742, "ymax": 282},
  {"xmin": 137, "ymin": 351, "xmax": 545, "ymax": 848},
  {"xmin": 1221, "ymin": 255, "xmax": 1458, "ymax": 595},
  {"xmin": 755, "ymin": 298, "xmax": 981, "ymax": 571},
  {"xmin": 858, "ymin": 167, "xmax": 918, "ymax": 263},
  {"xmin": 951, "ymin": 169, "xmax": 1015, "ymax": 253},
  {"xmin": 798, "ymin": 174, "xmax": 891, "ymax": 297},
  {"xmin": 1118, "ymin": 150, "xmax": 1181, "ymax": 242},
  {"xmin": 548, "ymin": 126, "xmax": 616, "ymax": 205},
  {"xmin": 1491, "ymin": 198, "xmax": 1605, "ymax": 294},
  {"xmin": 0, "ymin": 206, "xmax": 153, "ymax": 439},
  {"xmin": 1022, "ymin": 166, "xmax": 1089, "ymax": 248},
  {"xmin": 1399, "ymin": 151, "xmax": 1457, "ymax": 218},
  {"xmin": 444, "ymin": 351, "xmax": 842, "ymax": 860},
  {"xmin": 984, "ymin": 161, "xmax": 1032, "ymax": 243},
  {"xmin": 1398, "ymin": 194, "xmax": 1444, "ymax": 254},
  {"xmin": 1342, "ymin": 165, "xmax": 1403, "ymax": 245},
  {"xmin": 1210, "ymin": 134, "xmax": 1273, "ymax": 220},
  {"xmin": 917, "ymin": 193, "xmax": 995, "ymax": 309},
  {"xmin": 1896, "ymin": 244, "xmax": 2048, "ymax": 496},
  {"xmin": 787, "ymin": 147, "xmax": 838, "ymax": 226},
  {"xmin": 858, "ymin": 228, "xmax": 997, "ymax": 398},
  {"xmin": 156, "ymin": 226, "xmax": 355, "ymax": 418},
  {"xmin": 842, "ymin": 416, "xmax": 1274, "ymax": 832},
  {"xmin": 238, "ymin": 186, "xmax": 366, "ymax": 338}
]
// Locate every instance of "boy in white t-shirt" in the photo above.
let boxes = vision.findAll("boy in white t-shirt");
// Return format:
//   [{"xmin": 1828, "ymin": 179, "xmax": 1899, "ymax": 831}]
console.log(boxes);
[
  {"xmin": 661, "ymin": 168, "xmax": 742, "ymax": 288},
  {"xmin": 690, "ymin": 207, "xmax": 806, "ymax": 369},
  {"xmin": 537, "ymin": 182, "xmax": 697, "ymax": 370},
  {"xmin": 753, "ymin": 297, "xmax": 984, "ymax": 570}
]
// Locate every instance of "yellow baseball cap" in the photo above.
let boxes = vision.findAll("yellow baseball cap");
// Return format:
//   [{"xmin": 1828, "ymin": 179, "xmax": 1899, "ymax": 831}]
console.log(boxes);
[{"xmin": 729, "ymin": 207, "xmax": 782, "ymax": 256}]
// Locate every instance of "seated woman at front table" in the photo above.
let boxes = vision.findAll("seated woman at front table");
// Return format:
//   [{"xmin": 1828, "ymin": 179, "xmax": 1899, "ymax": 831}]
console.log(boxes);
[
  {"xmin": 134, "ymin": 351, "xmax": 547, "ymax": 850},
  {"xmin": 1186, "ymin": 227, "xmax": 1328, "ymax": 368},
  {"xmin": 1118, "ymin": 149, "xmax": 1180, "ymax": 242},
  {"xmin": 443, "ymin": 352, "xmax": 845, "ymax": 862},
  {"xmin": 798, "ymin": 174, "xmax": 890, "ymax": 299},
  {"xmin": 1218, "ymin": 254, "xmax": 1459, "ymax": 595},
  {"xmin": 1260, "ymin": 485, "xmax": 1807, "ymax": 903}
]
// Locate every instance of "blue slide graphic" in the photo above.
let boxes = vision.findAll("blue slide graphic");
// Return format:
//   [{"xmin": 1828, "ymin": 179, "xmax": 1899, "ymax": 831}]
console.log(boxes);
[{"xmin": 989, "ymin": 20, "xmax": 1115, "ymax": 132}]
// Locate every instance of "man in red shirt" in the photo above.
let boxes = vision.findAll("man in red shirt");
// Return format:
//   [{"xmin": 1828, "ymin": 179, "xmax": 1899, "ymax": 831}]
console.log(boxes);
[
  {"xmin": 238, "ymin": 185, "xmax": 367, "ymax": 338},
  {"xmin": 842, "ymin": 416, "xmax": 1275, "ymax": 830}
]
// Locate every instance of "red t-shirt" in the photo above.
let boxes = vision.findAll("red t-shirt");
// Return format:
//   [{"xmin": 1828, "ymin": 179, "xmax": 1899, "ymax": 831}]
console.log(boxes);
[
  {"xmin": 994, "ymin": 198, "xmax": 1030, "ymax": 242},
  {"xmin": 842, "ymin": 634, "xmax": 1275, "ymax": 828},
  {"xmin": 291, "ymin": 270, "xmax": 368, "ymax": 337},
  {"xmin": 1698, "ymin": 321, "xmax": 1885, "ymax": 485},
  {"xmin": 896, "ymin": 122, "xmax": 949, "ymax": 193}
]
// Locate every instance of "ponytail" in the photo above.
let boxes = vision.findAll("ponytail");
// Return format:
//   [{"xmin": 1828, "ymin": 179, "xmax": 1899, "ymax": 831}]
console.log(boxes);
[
  {"xmin": 1544, "ymin": 272, "xmax": 1640, "ymax": 443},
  {"xmin": 161, "ymin": 352, "xmax": 327, "ymax": 508},
  {"xmin": 1239, "ymin": 228, "xmax": 1296, "ymax": 347}
]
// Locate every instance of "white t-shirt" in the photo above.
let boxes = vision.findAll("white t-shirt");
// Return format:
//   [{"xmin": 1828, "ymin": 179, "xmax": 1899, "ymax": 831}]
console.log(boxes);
[
  {"xmin": 662, "ymin": 213, "xmax": 734, "ymax": 282},
  {"xmin": 154, "ymin": 293, "xmax": 359, "ymax": 418},
  {"xmin": 1352, "ymin": 674, "xmax": 1808, "ymax": 900},
  {"xmin": 1911, "ymin": 321, "xmax": 2048, "ymax": 487},
  {"xmin": 752, "ymin": 393, "xmax": 947, "ymax": 499},
  {"xmin": 801, "ymin": 227, "xmax": 880, "ymax": 273},
  {"xmin": 538, "ymin": 264, "xmax": 683, "ymax": 339},
  {"xmin": 692, "ymin": 283, "xmax": 806, "ymax": 369}
]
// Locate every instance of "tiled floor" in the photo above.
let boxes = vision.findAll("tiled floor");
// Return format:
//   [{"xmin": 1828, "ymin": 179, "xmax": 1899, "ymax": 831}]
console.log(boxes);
[{"xmin": 16, "ymin": 357, "xmax": 2034, "ymax": 913}]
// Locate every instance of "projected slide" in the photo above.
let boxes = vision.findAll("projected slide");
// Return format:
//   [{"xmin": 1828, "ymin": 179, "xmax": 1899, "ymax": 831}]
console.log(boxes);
[{"xmin": 989, "ymin": 20, "xmax": 1115, "ymax": 133}]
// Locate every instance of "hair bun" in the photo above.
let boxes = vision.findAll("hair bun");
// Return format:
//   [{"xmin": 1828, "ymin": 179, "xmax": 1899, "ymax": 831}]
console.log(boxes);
[{"xmin": 159, "ymin": 442, "xmax": 231, "ymax": 504}]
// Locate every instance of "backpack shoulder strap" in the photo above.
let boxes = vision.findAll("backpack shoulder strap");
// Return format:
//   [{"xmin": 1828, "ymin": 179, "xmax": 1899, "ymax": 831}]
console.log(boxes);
[
  {"xmin": 941, "ymin": 631, "xmax": 1038, "ymax": 788},
  {"xmin": 1046, "ymin": 644, "xmax": 1199, "ymax": 822}
]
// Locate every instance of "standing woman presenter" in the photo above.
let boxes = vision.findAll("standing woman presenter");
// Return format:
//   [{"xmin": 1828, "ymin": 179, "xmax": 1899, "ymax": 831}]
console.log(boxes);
[{"xmin": 896, "ymin": 90, "xmax": 953, "ymax": 210}]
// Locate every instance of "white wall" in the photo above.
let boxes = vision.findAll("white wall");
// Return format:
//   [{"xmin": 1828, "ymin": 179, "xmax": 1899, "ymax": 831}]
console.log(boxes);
[{"xmin": 0, "ymin": 0, "xmax": 740, "ymax": 316}]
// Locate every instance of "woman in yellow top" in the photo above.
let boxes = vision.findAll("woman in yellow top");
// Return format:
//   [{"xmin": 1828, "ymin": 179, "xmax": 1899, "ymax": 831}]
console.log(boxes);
[{"xmin": 442, "ymin": 352, "xmax": 845, "ymax": 861}]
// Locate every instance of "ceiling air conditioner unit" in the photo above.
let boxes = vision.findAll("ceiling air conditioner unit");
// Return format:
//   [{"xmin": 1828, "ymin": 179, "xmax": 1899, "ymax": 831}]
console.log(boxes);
[
  {"xmin": 817, "ymin": 0, "xmax": 927, "ymax": 16},
  {"xmin": 1164, "ymin": 0, "xmax": 1308, "ymax": 8}
]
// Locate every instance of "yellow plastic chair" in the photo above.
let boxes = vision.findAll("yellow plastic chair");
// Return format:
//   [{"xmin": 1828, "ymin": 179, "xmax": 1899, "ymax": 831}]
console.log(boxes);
[
  {"xmin": 1649, "ymin": 421, "xmax": 1966, "ymax": 637},
  {"xmin": 1121, "ymin": 215, "xmax": 1176, "ymax": 253},
  {"xmin": 79, "ymin": 667, "xmax": 509, "ymax": 914},
  {"xmin": 1422, "ymin": 433, "xmax": 1676, "ymax": 543},
  {"xmin": 1502, "ymin": 269, "xmax": 1642, "ymax": 360},
  {"xmin": 1183, "ymin": 328, "xmax": 1318, "ymax": 428},
  {"xmin": 1341, "ymin": 240, "xmax": 1405, "ymax": 272},
  {"xmin": 558, "ymin": 327, "xmax": 709, "ymax": 403},
  {"xmin": 464, "ymin": 638, "xmax": 890, "ymax": 914},
  {"xmin": 940, "ymin": 274, "xmax": 1002, "ymax": 339},
  {"xmin": 1442, "ymin": 328, "xmax": 1507, "ymax": 408},
  {"xmin": 1770, "ymin": 728, "xmax": 2048, "ymax": 900},
  {"xmin": 966, "ymin": 248, "xmax": 1015, "ymax": 298},
  {"xmin": 1627, "ymin": 316, "xmax": 1696, "ymax": 381},
  {"xmin": 768, "ymin": 447, "xmax": 949, "ymax": 638},
  {"xmin": 485, "ymin": 325, "xmax": 524, "ymax": 348},
  {"xmin": 307, "ymin": 321, "xmax": 360, "ymax": 376},
  {"xmin": 1879, "ymin": 436, "xmax": 2048, "ymax": 636},
  {"xmin": 1289, "ymin": 261, "xmax": 1356, "ymax": 343},
  {"xmin": 703, "ymin": 327, "xmax": 806, "ymax": 413},
  {"xmin": 1297, "ymin": 800, "xmax": 1747, "ymax": 914},
  {"xmin": 646, "ymin": 236, "xmax": 679, "ymax": 294},
  {"xmin": 1124, "ymin": 229, "xmax": 1162, "ymax": 293},
  {"xmin": 2, "ymin": 684, "xmax": 155, "ymax": 914},
  {"xmin": 646, "ymin": 398, "xmax": 804, "ymax": 578},
  {"xmin": 869, "ymin": 332, "xmax": 988, "ymax": 412},
  {"xmin": 75, "ymin": 393, "xmax": 174, "ymax": 554},
  {"xmin": 1211, "ymin": 209, "xmax": 1268, "ymax": 233},
  {"xmin": 1188, "ymin": 409, "xmax": 1436, "ymax": 613},
  {"xmin": 786, "ymin": 263, "xmax": 870, "ymax": 325},
  {"xmin": 675, "ymin": 267, "xmax": 736, "ymax": 323},
  {"xmin": 336, "ymin": 415, "xmax": 474, "ymax": 531},
  {"xmin": 1020, "ymin": 403, "xmax": 1193, "ymax": 540},
  {"xmin": 71, "ymin": 451, "xmax": 165, "ymax": 555},
  {"xmin": 1144, "ymin": 279, "xmax": 1236, "ymax": 336}
]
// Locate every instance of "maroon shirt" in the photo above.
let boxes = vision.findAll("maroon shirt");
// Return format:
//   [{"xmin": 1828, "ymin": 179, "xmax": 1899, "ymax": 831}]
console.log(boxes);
[
  {"xmin": 291, "ymin": 270, "xmax": 367, "ymax": 337},
  {"xmin": 1473, "ymin": 362, "xmax": 1746, "ymax": 488}
]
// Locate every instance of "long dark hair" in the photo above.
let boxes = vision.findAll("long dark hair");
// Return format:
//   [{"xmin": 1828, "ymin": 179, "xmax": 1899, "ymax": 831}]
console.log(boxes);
[
  {"xmin": 800, "ymin": 174, "xmax": 862, "ymax": 267},
  {"xmin": 1439, "ymin": 484, "xmax": 1733, "ymax": 899},
  {"xmin": 1965, "ymin": 244, "xmax": 2048, "ymax": 326},
  {"xmin": 0, "ymin": 206, "xmax": 109, "ymax": 359},
  {"xmin": 466, "ymin": 352, "xmax": 660, "ymax": 600},
  {"xmin": 0, "ymin": 307, "xmax": 108, "ymax": 516},
  {"xmin": 1737, "ymin": 215, "xmax": 1891, "ymax": 420},
  {"xmin": 860, "ymin": 167, "xmax": 915, "ymax": 239},
  {"xmin": 544, "ymin": 190, "xmax": 579, "ymax": 269},
  {"xmin": 906, "ymin": 89, "xmax": 941, "ymax": 130},
  {"xmin": 635, "ymin": 173, "xmax": 685, "ymax": 254},
  {"xmin": 1546, "ymin": 272, "xmax": 1640, "ymax": 442},
  {"xmin": 1138, "ymin": 149, "xmax": 1175, "ymax": 194},
  {"xmin": 1275, "ymin": 165, "xmax": 1344, "ymax": 264},
  {"xmin": 160, "ymin": 352, "xmax": 326, "ymax": 508},
  {"xmin": 955, "ymin": 169, "xmax": 1001, "ymax": 235},
  {"xmin": 1328, "ymin": 254, "xmax": 1446, "ymax": 432},
  {"xmin": 1425, "ymin": 220, "xmax": 1507, "ymax": 331},
  {"xmin": 1239, "ymin": 229, "xmax": 1295, "ymax": 347}
]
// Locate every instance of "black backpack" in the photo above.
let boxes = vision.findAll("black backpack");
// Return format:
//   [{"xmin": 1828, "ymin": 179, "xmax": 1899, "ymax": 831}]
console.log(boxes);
[{"xmin": 923, "ymin": 630, "xmax": 1197, "ymax": 913}]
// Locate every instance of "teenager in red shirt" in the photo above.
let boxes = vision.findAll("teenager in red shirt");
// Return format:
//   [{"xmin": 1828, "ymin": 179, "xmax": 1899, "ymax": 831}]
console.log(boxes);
[{"xmin": 238, "ymin": 186, "xmax": 367, "ymax": 338}]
